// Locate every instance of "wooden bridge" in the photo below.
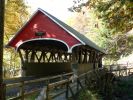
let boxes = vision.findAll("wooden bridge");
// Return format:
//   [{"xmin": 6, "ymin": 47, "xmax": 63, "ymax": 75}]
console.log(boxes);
[{"xmin": 4, "ymin": 8, "xmax": 105, "ymax": 100}]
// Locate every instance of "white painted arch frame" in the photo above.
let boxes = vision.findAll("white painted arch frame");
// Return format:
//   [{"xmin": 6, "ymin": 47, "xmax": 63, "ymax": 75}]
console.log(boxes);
[{"xmin": 16, "ymin": 38, "xmax": 84, "ymax": 53}]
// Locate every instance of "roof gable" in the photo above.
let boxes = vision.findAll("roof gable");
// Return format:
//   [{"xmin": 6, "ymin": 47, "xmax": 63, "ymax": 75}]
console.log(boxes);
[
  {"xmin": 7, "ymin": 8, "xmax": 104, "ymax": 53},
  {"xmin": 7, "ymin": 9, "xmax": 82, "ymax": 50}
]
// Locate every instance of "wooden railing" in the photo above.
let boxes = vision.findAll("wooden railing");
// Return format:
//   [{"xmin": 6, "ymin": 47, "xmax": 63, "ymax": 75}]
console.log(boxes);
[
  {"xmin": 5, "ymin": 66, "xmax": 126, "ymax": 100},
  {"xmin": 5, "ymin": 64, "xmax": 133, "ymax": 100},
  {"xmin": 103, "ymin": 64, "xmax": 133, "ymax": 76},
  {"xmin": 46, "ymin": 71, "xmax": 92, "ymax": 100},
  {"xmin": 5, "ymin": 72, "xmax": 73, "ymax": 100}
]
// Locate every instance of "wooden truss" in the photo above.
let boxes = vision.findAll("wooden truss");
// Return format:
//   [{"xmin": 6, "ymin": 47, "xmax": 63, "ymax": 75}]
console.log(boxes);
[{"xmin": 18, "ymin": 45, "xmax": 103, "ymax": 65}]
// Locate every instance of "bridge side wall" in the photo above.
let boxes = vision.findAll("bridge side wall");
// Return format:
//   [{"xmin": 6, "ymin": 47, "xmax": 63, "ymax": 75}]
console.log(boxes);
[
  {"xmin": 23, "ymin": 62, "xmax": 72, "ymax": 77},
  {"xmin": 23, "ymin": 62, "xmax": 98, "ymax": 77},
  {"xmin": 70, "ymin": 63, "xmax": 99, "ymax": 75}
]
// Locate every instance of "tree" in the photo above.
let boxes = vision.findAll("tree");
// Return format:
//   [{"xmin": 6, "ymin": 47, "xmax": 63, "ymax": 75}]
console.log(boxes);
[
  {"xmin": 5, "ymin": 0, "xmax": 29, "ymax": 43},
  {"xmin": 3, "ymin": 0, "xmax": 30, "ymax": 78},
  {"xmin": 0, "ymin": 0, "xmax": 5, "ymax": 99},
  {"xmin": 69, "ymin": 0, "xmax": 133, "ymax": 61},
  {"xmin": 67, "ymin": 7, "xmax": 107, "ymax": 47}
]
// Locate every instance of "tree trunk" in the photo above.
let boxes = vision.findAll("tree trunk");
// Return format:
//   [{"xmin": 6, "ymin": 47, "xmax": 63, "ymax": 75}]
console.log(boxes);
[{"xmin": 0, "ymin": 0, "xmax": 5, "ymax": 100}]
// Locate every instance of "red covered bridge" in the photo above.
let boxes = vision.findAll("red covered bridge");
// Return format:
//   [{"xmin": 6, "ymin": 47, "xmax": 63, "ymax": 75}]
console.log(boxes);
[{"xmin": 6, "ymin": 8, "xmax": 104, "ymax": 77}]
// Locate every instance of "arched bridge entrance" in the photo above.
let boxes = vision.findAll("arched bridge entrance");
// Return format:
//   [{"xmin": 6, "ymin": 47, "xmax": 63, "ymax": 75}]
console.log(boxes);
[{"xmin": 17, "ymin": 38, "xmax": 72, "ymax": 76}]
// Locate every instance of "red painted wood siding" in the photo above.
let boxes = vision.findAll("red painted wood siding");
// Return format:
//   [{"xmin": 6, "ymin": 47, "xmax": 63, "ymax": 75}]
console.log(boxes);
[{"xmin": 8, "ymin": 11, "xmax": 81, "ymax": 49}]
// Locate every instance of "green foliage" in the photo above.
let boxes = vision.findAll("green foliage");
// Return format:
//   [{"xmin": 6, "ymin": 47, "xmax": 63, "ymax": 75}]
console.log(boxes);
[
  {"xmin": 3, "ymin": 0, "xmax": 30, "ymax": 78},
  {"xmin": 70, "ymin": 0, "xmax": 133, "ymax": 61},
  {"xmin": 78, "ymin": 90, "xmax": 102, "ymax": 100},
  {"xmin": 24, "ymin": 92, "xmax": 39, "ymax": 100},
  {"xmin": 113, "ymin": 77, "xmax": 133, "ymax": 100},
  {"xmin": 5, "ymin": 0, "xmax": 29, "ymax": 43},
  {"xmin": 87, "ymin": 69, "xmax": 115, "ymax": 99},
  {"xmin": 67, "ymin": 7, "xmax": 106, "ymax": 47}
]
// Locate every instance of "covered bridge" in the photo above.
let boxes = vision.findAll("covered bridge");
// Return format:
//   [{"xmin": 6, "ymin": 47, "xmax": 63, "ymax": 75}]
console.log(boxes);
[{"xmin": 6, "ymin": 8, "xmax": 104, "ymax": 77}]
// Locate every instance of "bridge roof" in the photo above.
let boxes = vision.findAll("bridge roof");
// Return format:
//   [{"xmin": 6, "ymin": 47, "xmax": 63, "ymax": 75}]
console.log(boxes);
[{"xmin": 6, "ymin": 8, "xmax": 104, "ymax": 53}]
